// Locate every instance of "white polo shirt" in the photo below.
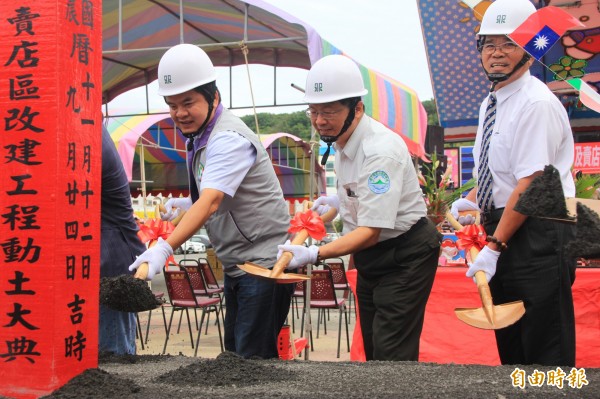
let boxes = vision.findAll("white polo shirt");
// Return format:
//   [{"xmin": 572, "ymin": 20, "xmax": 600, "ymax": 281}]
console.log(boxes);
[
  {"xmin": 473, "ymin": 71, "xmax": 575, "ymax": 208},
  {"xmin": 334, "ymin": 115, "xmax": 426, "ymax": 241}
]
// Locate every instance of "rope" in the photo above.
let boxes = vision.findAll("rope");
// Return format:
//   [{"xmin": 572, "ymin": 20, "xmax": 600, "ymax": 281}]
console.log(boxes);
[{"xmin": 240, "ymin": 41, "xmax": 260, "ymax": 137}]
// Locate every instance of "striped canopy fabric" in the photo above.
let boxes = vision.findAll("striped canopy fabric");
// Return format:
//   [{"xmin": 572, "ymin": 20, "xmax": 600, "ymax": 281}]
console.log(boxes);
[
  {"xmin": 103, "ymin": 0, "xmax": 427, "ymax": 158},
  {"xmin": 105, "ymin": 114, "xmax": 326, "ymax": 197},
  {"xmin": 261, "ymin": 132, "xmax": 327, "ymax": 199}
]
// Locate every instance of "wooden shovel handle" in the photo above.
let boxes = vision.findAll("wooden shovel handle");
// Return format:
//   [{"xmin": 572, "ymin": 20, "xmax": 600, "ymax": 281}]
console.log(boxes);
[
  {"xmin": 133, "ymin": 239, "xmax": 158, "ymax": 280},
  {"xmin": 468, "ymin": 236, "xmax": 495, "ymax": 318},
  {"xmin": 270, "ymin": 202, "xmax": 337, "ymax": 277},
  {"xmin": 156, "ymin": 203, "xmax": 186, "ymax": 226}
]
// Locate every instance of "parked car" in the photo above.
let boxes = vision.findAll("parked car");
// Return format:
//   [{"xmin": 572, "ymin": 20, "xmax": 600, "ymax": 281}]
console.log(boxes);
[
  {"xmin": 179, "ymin": 236, "xmax": 207, "ymax": 254},
  {"xmin": 195, "ymin": 234, "xmax": 213, "ymax": 249}
]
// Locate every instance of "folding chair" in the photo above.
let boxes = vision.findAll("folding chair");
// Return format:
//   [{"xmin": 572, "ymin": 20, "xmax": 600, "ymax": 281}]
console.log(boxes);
[
  {"xmin": 136, "ymin": 291, "xmax": 168, "ymax": 347},
  {"xmin": 324, "ymin": 258, "xmax": 353, "ymax": 318},
  {"xmin": 197, "ymin": 257, "xmax": 226, "ymax": 328},
  {"xmin": 290, "ymin": 266, "xmax": 307, "ymax": 334},
  {"xmin": 197, "ymin": 257, "xmax": 222, "ymax": 290},
  {"xmin": 179, "ymin": 259, "xmax": 224, "ymax": 335},
  {"xmin": 162, "ymin": 266, "xmax": 223, "ymax": 356},
  {"xmin": 300, "ymin": 268, "xmax": 350, "ymax": 358}
]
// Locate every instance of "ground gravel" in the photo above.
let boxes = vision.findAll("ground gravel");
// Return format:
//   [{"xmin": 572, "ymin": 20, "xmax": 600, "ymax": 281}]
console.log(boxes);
[{"xmin": 31, "ymin": 352, "xmax": 600, "ymax": 398}]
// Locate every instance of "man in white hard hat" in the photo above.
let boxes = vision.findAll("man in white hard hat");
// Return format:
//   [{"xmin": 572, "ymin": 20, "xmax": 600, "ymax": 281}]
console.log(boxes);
[
  {"xmin": 128, "ymin": 44, "xmax": 293, "ymax": 359},
  {"xmin": 450, "ymin": 0, "xmax": 576, "ymax": 366},
  {"xmin": 275, "ymin": 54, "xmax": 442, "ymax": 361}
]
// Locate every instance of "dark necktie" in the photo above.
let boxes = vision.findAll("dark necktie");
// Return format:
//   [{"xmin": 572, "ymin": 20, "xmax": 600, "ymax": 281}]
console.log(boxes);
[{"xmin": 477, "ymin": 93, "xmax": 497, "ymax": 211}]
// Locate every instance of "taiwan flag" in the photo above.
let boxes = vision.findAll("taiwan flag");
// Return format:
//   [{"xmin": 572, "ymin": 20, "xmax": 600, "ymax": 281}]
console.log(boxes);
[{"xmin": 508, "ymin": 6, "xmax": 584, "ymax": 60}]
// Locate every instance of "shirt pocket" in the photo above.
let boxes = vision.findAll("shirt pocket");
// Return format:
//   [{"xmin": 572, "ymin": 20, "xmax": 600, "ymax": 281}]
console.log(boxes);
[
  {"xmin": 489, "ymin": 133, "xmax": 511, "ymax": 173},
  {"xmin": 342, "ymin": 182, "xmax": 359, "ymax": 220}
]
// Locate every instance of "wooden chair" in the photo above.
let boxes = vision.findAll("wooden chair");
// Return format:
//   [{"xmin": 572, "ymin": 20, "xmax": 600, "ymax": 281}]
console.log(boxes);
[
  {"xmin": 300, "ymin": 268, "xmax": 350, "ymax": 358},
  {"xmin": 162, "ymin": 266, "xmax": 223, "ymax": 356}
]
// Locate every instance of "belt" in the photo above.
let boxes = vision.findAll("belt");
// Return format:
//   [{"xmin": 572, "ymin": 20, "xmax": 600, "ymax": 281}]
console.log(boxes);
[{"xmin": 481, "ymin": 207, "xmax": 504, "ymax": 225}]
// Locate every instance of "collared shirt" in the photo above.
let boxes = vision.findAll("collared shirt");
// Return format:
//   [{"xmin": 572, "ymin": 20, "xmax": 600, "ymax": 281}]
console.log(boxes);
[
  {"xmin": 199, "ymin": 132, "xmax": 256, "ymax": 197},
  {"xmin": 334, "ymin": 115, "xmax": 426, "ymax": 241},
  {"xmin": 473, "ymin": 71, "xmax": 575, "ymax": 208}
]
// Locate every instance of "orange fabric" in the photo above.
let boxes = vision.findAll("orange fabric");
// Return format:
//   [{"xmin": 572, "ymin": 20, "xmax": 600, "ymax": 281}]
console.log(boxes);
[{"xmin": 348, "ymin": 267, "xmax": 600, "ymax": 366}]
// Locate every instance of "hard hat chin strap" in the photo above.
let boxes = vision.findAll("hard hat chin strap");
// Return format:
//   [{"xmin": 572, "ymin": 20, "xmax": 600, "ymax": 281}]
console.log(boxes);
[
  {"xmin": 181, "ymin": 86, "xmax": 220, "ymax": 139},
  {"xmin": 320, "ymin": 100, "xmax": 359, "ymax": 166},
  {"xmin": 484, "ymin": 53, "xmax": 531, "ymax": 92}
]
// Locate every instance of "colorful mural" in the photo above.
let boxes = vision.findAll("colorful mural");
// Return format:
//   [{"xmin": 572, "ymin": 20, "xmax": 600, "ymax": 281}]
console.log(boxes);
[{"xmin": 418, "ymin": 0, "xmax": 600, "ymax": 136}]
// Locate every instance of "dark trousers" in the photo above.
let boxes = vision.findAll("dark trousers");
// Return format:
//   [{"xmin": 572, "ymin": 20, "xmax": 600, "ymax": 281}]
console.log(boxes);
[
  {"xmin": 354, "ymin": 218, "xmax": 441, "ymax": 361},
  {"xmin": 223, "ymin": 273, "xmax": 292, "ymax": 359},
  {"xmin": 484, "ymin": 209, "xmax": 576, "ymax": 366}
]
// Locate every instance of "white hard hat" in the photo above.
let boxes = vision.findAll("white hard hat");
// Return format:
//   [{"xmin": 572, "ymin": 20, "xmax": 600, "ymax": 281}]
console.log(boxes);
[
  {"xmin": 157, "ymin": 44, "xmax": 217, "ymax": 96},
  {"xmin": 478, "ymin": 0, "xmax": 536, "ymax": 36},
  {"xmin": 303, "ymin": 55, "xmax": 368, "ymax": 104}
]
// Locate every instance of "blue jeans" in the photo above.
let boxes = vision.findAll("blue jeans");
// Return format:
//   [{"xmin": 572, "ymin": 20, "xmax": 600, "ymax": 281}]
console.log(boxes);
[
  {"xmin": 99, "ymin": 305, "xmax": 136, "ymax": 355},
  {"xmin": 224, "ymin": 273, "xmax": 292, "ymax": 359}
]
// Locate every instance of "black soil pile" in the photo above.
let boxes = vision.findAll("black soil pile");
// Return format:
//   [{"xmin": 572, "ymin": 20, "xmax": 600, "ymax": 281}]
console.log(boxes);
[
  {"xmin": 157, "ymin": 351, "xmax": 296, "ymax": 388},
  {"xmin": 99, "ymin": 275, "xmax": 163, "ymax": 312},
  {"xmin": 566, "ymin": 202, "xmax": 600, "ymax": 258},
  {"xmin": 40, "ymin": 369, "xmax": 141, "ymax": 398},
  {"xmin": 33, "ymin": 353, "xmax": 600, "ymax": 399},
  {"xmin": 514, "ymin": 165, "xmax": 571, "ymax": 220}
]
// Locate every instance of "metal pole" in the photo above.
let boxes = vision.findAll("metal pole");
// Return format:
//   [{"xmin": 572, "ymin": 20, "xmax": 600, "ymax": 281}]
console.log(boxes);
[
  {"xmin": 139, "ymin": 140, "xmax": 148, "ymax": 218},
  {"xmin": 303, "ymin": 122, "xmax": 321, "ymax": 360},
  {"xmin": 291, "ymin": 82, "xmax": 316, "ymax": 360}
]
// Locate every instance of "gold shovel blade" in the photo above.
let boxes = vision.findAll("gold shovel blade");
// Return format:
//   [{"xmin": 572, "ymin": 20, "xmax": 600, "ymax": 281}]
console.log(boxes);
[
  {"xmin": 454, "ymin": 300, "xmax": 526, "ymax": 330},
  {"xmin": 238, "ymin": 262, "xmax": 311, "ymax": 284}
]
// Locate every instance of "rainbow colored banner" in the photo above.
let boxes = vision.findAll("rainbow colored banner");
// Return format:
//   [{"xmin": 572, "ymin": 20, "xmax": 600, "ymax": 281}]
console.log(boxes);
[{"xmin": 313, "ymin": 39, "xmax": 428, "ymax": 159}]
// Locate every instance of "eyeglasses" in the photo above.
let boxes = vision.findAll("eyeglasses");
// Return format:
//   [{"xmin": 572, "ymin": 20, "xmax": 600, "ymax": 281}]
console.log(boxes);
[
  {"xmin": 481, "ymin": 42, "xmax": 519, "ymax": 55},
  {"xmin": 305, "ymin": 108, "xmax": 344, "ymax": 120}
]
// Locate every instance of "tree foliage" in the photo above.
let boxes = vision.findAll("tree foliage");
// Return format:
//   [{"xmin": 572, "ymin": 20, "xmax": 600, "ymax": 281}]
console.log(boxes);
[
  {"xmin": 422, "ymin": 99, "xmax": 439, "ymax": 126},
  {"xmin": 240, "ymin": 111, "xmax": 312, "ymax": 141},
  {"xmin": 240, "ymin": 99, "xmax": 439, "ymax": 140}
]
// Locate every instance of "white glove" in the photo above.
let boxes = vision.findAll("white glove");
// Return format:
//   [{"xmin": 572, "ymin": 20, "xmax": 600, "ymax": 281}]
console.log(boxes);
[
  {"xmin": 128, "ymin": 237, "xmax": 173, "ymax": 280},
  {"xmin": 161, "ymin": 197, "xmax": 193, "ymax": 221},
  {"xmin": 450, "ymin": 198, "xmax": 479, "ymax": 225},
  {"xmin": 311, "ymin": 195, "xmax": 340, "ymax": 216},
  {"xmin": 466, "ymin": 246, "xmax": 500, "ymax": 283},
  {"xmin": 277, "ymin": 243, "xmax": 319, "ymax": 269}
]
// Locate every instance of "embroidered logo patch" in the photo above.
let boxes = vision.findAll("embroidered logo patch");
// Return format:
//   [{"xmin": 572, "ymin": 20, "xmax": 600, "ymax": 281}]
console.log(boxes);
[{"xmin": 367, "ymin": 170, "xmax": 390, "ymax": 194}]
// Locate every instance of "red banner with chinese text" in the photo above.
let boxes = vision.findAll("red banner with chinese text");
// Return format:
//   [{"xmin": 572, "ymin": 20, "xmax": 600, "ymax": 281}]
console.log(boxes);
[
  {"xmin": 0, "ymin": 2, "xmax": 101, "ymax": 398},
  {"xmin": 574, "ymin": 142, "xmax": 600, "ymax": 174}
]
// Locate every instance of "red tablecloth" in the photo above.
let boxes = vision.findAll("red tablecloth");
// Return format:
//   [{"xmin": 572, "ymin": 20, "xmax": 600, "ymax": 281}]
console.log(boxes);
[{"xmin": 347, "ymin": 267, "xmax": 600, "ymax": 367}]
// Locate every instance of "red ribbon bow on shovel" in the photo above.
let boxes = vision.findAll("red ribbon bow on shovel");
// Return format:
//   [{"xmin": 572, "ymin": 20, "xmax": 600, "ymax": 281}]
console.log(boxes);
[
  {"xmin": 137, "ymin": 219, "xmax": 175, "ymax": 245},
  {"xmin": 454, "ymin": 224, "xmax": 487, "ymax": 252},
  {"xmin": 288, "ymin": 210, "xmax": 327, "ymax": 241}
]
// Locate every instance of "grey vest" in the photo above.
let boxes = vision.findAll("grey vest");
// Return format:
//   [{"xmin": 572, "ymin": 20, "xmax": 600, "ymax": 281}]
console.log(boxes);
[{"xmin": 191, "ymin": 108, "xmax": 290, "ymax": 276}]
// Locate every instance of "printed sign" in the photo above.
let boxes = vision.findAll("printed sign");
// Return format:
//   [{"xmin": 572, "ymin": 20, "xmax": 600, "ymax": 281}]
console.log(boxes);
[{"xmin": 0, "ymin": 2, "xmax": 101, "ymax": 397}]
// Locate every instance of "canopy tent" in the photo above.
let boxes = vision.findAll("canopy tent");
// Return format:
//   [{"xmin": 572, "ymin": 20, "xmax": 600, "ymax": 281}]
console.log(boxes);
[
  {"xmin": 417, "ymin": 0, "xmax": 600, "ymax": 142},
  {"xmin": 105, "ymin": 114, "xmax": 188, "ymax": 195},
  {"xmin": 105, "ymin": 114, "xmax": 326, "ymax": 199},
  {"xmin": 262, "ymin": 132, "xmax": 327, "ymax": 199},
  {"xmin": 102, "ymin": 0, "xmax": 428, "ymax": 159}
]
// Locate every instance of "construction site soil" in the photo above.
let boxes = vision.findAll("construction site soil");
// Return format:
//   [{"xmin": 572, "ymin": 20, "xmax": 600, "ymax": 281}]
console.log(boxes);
[{"xmin": 29, "ymin": 351, "xmax": 600, "ymax": 399}]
